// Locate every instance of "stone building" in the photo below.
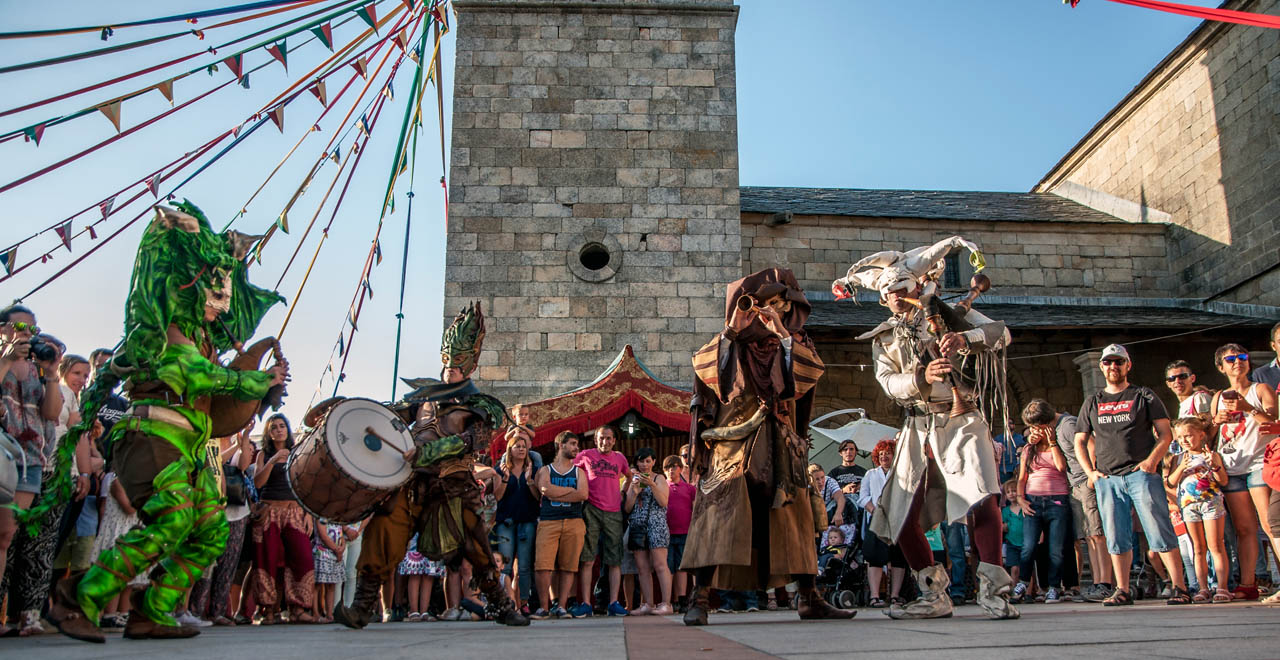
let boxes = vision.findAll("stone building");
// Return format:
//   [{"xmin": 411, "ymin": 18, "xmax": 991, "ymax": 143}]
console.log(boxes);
[{"xmin": 444, "ymin": 0, "xmax": 1280, "ymax": 424}]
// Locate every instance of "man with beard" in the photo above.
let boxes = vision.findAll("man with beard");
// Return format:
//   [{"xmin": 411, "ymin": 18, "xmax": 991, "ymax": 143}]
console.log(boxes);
[
  {"xmin": 833, "ymin": 236, "xmax": 1019, "ymax": 620},
  {"xmin": 681, "ymin": 268, "xmax": 855, "ymax": 625}
]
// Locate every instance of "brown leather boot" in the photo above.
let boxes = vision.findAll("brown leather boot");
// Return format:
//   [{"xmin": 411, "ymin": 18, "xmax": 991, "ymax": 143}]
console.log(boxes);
[
  {"xmin": 333, "ymin": 574, "xmax": 382, "ymax": 630},
  {"xmin": 682, "ymin": 587, "xmax": 710, "ymax": 626},
  {"xmin": 797, "ymin": 585, "xmax": 857, "ymax": 620},
  {"xmin": 123, "ymin": 591, "xmax": 200, "ymax": 640},
  {"xmin": 48, "ymin": 572, "xmax": 105, "ymax": 644}
]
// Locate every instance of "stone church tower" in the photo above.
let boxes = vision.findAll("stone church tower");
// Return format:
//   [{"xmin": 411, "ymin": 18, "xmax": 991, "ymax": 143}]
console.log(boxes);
[{"xmin": 444, "ymin": 0, "xmax": 742, "ymax": 403}]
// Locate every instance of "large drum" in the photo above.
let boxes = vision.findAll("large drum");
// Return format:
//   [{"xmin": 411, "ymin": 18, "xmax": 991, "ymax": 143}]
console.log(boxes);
[{"xmin": 287, "ymin": 397, "xmax": 413, "ymax": 523}]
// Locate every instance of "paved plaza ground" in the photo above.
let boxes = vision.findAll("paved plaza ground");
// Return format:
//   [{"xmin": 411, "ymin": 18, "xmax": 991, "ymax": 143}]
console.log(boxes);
[{"xmin": 5, "ymin": 600, "xmax": 1280, "ymax": 659}]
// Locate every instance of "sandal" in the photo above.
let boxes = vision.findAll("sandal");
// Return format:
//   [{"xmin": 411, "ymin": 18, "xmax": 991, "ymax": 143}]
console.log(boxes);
[
  {"xmin": 869, "ymin": 598, "xmax": 887, "ymax": 608},
  {"xmin": 17, "ymin": 611, "xmax": 45, "ymax": 636},
  {"xmin": 1232, "ymin": 584, "xmax": 1259, "ymax": 601},
  {"xmin": 290, "ymin": 611, "xmax": 318, "ymax": 624},
  {"xmin": 1213, "ymin": 588, "xmax": 1233, "ymax": 604},
  {"xmin": 1165, "ymin": 587, "xmax": 1192, "ymax": 605},
  {"xmin": 1192, "ymin": 590, "xmax": 1210, "ymax": 604},
  {"xmin": 1102, "ymin": 589, "xmax": 1133, "ymax": 607},
  {"xmin": 1262, "ymin": 590, "xmax": 1280, "ymax": 605}
]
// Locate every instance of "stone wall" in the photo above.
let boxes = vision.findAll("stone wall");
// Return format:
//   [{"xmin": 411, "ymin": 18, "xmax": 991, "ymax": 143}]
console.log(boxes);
[
  {"xmin": 1035, "ymin": 0, "xmax": 1280, "ymax": 306},
  {"xmin": 445, "ymin": 0, "xmax": 742, "ymax": 403},
  {"xmin": 741, "ymin": 213, "xmax": 1173, "ymax": 297}
]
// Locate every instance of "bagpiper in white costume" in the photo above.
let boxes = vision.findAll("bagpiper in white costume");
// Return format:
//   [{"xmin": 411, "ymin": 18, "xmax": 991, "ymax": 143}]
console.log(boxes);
[{"xmin": 833, "ymin": 236, "xmax": 1019, "ymax": 620}]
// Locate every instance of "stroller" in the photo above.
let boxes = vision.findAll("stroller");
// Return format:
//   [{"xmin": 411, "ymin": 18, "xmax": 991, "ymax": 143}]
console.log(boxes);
[{"xmin": 815, "ymin": 532, "xmax": 869, "ymax": 609}]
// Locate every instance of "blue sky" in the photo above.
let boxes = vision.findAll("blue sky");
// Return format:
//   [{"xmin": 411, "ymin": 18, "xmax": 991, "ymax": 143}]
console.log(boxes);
[{"xmin": 0, "ymin": 0, "xmax": 1216, "ymax": 421}]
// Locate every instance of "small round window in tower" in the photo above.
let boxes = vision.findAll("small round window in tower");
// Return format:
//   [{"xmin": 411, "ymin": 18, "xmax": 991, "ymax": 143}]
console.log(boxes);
[{"xmin": 578, "ymin": 242, "xmax": 611, "ymax": 271}]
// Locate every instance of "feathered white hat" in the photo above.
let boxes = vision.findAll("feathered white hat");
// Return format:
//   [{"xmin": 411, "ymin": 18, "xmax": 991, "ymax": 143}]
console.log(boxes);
[{"xmin": 832, "ymin": 236, "xmax": 984, "ymax": 300}]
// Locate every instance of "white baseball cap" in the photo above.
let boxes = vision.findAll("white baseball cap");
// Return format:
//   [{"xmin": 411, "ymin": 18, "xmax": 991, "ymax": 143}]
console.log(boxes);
[{"xmin": 1100, "ymin": 344, "xmax": 1130, "ymax": 362}]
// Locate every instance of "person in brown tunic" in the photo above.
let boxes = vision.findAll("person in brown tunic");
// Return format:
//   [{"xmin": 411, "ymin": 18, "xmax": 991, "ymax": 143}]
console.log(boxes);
[{"xmin": 681, "ymin": 268, "xmax": 855, "ymax": 625}]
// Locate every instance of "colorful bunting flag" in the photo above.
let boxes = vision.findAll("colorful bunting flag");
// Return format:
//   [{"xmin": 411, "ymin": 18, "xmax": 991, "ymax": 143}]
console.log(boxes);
[
  {"xmin": 22, "ymin": 124, "xmax": 45, "ymax": 146},
  {"xmin": 363, "ymin": 278, "xmax": 374, "ymax": 300},
  {"xmin": 337, "ymin": 332, "xmax": 345, "ymax": 356},
  {"xmin": 155, "ymin": 79, "xmax": 175, "ymax": 104},
  {"xmin": 357, "ymin": 3, "xmax": 378, "ymax": 32},
  {"xmin": 192, "ymin": 29, "xmax": 205, "ymax": 40},
  {"xmin": 223, "ymin": 53, "xmax": 243, "ymax": 79},
  {"xmin": 240, "ymin": 74, "xmax": 251, "ymax": 89},
  {"xmin": 430, "ymin": 1, "xmax": 450, "ymax": 33},
  {"xmin": 1, "ymin": 247, "xmax": 16, "ymax": 275},
  {"xmin": 330, "ymin": 146, "xmax": 341, "ymax": 164},
  {"xmin": 54, "ymin": 221, "xmax": 72, "ymax": 251},
  {"xmin": 100, "ymin": 27, "xmax": 114, "ymax": 41},
  {"xmin": 409, "ymin": 44, "xmax": 421, "ymax": 64},
  {"xmin": 146, "ymin": 175, "xmax": 160, "ymax": 198},
  {"xmin": 269, "ymin": 106, "xmax": 285, "ymax": 133},
  {"xmin": 382, "ymin": 80, "xmax": 394, "ymax": 101},
  {"xmin": 311, "ymin": 23, "xmax": 334, "ymax": 51},
  {"xmin": 267, "ymin": 40, "xmax": 288, "ymax": 71},
  {"xmin": 98, "ymin": 101, "xmax": 122, "ymax": 132},
  {"xmin": 87, "ymin": 225, "xmax": 98, "ymax": 240},
  {"xmin": 351, "ymin": 57, "xmax": 368, "ymax": 79},
  {"xmin": 395, "ymin": 30, "xmax": 409, "ymax": 52},
  {"xmin": 358, "ymin": 114, "xmax": 371, "ymax": 136},
  {"xmin": 309, "ymin": 79, "xmax": 328, "ymax": 107},
  {"xmin": 347, "ymin": 306, "xmax": 358, "ymax": 330},
  {"xmin": 99, "ymin": 196, "xmax": 116, "ymax": 220},
  {"xmin": 374, "ymin": 240, "xmax": 383, "ymax": 264},
  {"xmin": 41, "ymin": 253, "xmax": 49, "ymax": 264},
  {"xmin": 276, "ymin": 210, "xmax": 289, "ymax": 233}
]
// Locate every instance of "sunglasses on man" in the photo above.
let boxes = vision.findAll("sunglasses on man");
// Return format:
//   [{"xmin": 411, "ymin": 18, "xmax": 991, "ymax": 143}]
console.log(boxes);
[
  {"xmin": 1166, "ymin": 373, "xmax": 1191, "ymax": 382},
  {"xmin": 1223, "ymin": 354, "xmax": 1249, "ymax": 364},
  {"xmin": 1100, "ymin": 358, "xmax": 1126, "ymax": 365},
  {"xmin": 5, "ymin": 321, "xmax": 40, "ymax": 334}
]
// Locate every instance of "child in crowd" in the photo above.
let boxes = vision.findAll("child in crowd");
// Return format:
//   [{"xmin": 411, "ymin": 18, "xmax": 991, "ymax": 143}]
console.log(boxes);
[
  {"xmin": 313, "ymin": 519, "xmax": 346, "ymax": 623},
  {"xmin": 818, "ymin": 527, "xmax": 848, "ymax": 576},
  {"xmin": 1001, "ymin": 479, "xmax": 1024, "ymax": 585},
  {"xmin": 925, "ymin": 525, "xmax": 946, "ymax": 565},
  {"xmin": 1167, "ymin": 416, "xmax": 1232, "ymax": 604},
  {"xmin": 91, "ymin": 471, "xmax": 147, "ymax": 629},
  {"xmin": 400, "ymin": 533, "xmax": 444, "ymax": 621}
]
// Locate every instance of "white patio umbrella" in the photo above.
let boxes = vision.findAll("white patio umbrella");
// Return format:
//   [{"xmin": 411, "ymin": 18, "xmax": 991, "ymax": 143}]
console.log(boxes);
[{"xmin": 808, "ymin": 409, "xmax": 898, "ymax": 471}]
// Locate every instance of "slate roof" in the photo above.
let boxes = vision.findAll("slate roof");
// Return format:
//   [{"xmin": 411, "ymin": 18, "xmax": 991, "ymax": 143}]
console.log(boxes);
[
  {"xmin": 740, "ymin": 186, "xmax": 1126, "ymax": 224},
  {"xmin": 806, "ymin": 300, "xmax": 1274, "ymax": 331}
]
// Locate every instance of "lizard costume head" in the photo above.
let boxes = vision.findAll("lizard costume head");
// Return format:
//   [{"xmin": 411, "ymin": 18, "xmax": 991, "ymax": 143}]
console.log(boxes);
[
  {"xmin": 831, "ymin": 235, "xmax": 985, "ymax": 303},
  {"xmin": 441, "ymin": 301, "xmax": 485, "ymax": 380},
  {"xmin": 15, "ymin": 201, "xmax": 283, "ymax": 532}
]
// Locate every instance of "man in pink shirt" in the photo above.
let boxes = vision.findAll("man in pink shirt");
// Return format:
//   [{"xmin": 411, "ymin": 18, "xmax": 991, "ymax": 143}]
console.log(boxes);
[{"xmin": 572, "ymin": 425, "xmax": 631, "ymax": 617}]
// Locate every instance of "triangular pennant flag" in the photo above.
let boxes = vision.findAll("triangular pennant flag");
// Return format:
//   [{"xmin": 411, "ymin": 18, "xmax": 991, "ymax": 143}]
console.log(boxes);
[
  {"xmin": 356, "ymin": 3, "xmax": 378, "ymax": 32},
  {"xmin": 337, "ymin": 332, "xmax": 345, "ymax": 357},
  {"xmin": 374, "ymin": 240, "xmax": 383, "ymax": 264},
  {"xmin": 99, "ymin": 196, "xmax": 116, "ymax": 220},
  {"xmin": 382, "ymin": 80, "xmax": 394, "ymax": 101},
  {"xmin": 309, "ymin": 79, "xmax": 327, "ymax": 107},
  {"xmin": 100, "ymin": 27, "xmax": 114, "ymax": 41},
  {"xmin": 311, "ymin": 23, "xmax": 333, "ymax": 51},
  {"xmin": 269, "ymin": 106, "xmax": 285, "ymax": 133},
  {"xmin": 240, "ymin": 74, "xmax": 251, "ymax": 89},
  {"xmin": 430, "ymin": 1, "xmax": 450, "ymax": 32},
  {"xmin": 330, "ymin": 147, "xmax": 341, "ymax": 164},
  {"xmin": 223, "ymin": 53, "xmax": 243, "ymax": 79},
  {"xmin": 388, "ymin": 195, "xmax": 396, "ymax": 214},
  {"xmin": 1, "ymin": 247, "xmax": 16, "ymax": 275},
  {"xmin": 97, "ymin": 101, "xmax": 122, "ymax": 132},
  {"xmin": 358, "ymin": 114, "xmax": 371, "ymax": 136},
  {"xmin": 22, "ymin": 123, "xmax": 45, "ymax": 146},
  {"xmin": 41, "ymin": 253, "xmax": 49, "ymax": 264},
  {"xmin": 409, "ymin": 44, "xmax": 421, "ymax": 64},
  {"xmin": 347, "ymin": 307, "xmax": 358, "ymax": 331},
  {"xmin": 232, "ymin": 122, "xmax": 243, "ymax": 138},
  {"xmin": 266, "ymin": 40, "xmax": 287, "ymax": 71},
  {"xmin": 54, "ymin": 221, "xmax": 72, "ymax": 251},
  {"xmin": 192, "ymin": 29, "xmax": 205, "ymax": 40},
  {"xmin": 86, "ymin": 225, "xmax": 98, "ymax": 240},
  {"xmin": 276, "ymin": 210, "xmax": 289, "ymax": 234},
  {"xmin": 351, "ymin": 57, "xmax": 368, "ymax": 79},
  {"xmin": 146, "ymin": 175, "xmax": 160, "ymax": 198},
  {"xmin": 155, "ymin": 79, "xmax": 174, "ymax": 104},
  {"xmin": 363, "ymin": 278, "xmax": 374, "ymax": 300},
  {"xmin": 395, "ymin": 30, "xmax": 408, "ymax": 52}
]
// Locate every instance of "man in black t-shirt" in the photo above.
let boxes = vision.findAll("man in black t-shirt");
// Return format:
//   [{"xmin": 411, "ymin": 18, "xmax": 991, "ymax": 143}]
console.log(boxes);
[
  {"xmin": 1073, "ymin": 344, "xmax": 1188, "ymax": 606},
  {"xmin": 827, "ymin": 441, "xmax": 866, "ymax": 526}
]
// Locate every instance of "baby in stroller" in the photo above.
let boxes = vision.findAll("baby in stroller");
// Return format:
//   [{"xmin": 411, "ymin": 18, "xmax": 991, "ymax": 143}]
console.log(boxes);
[{"xmin": 816, "ymin": 527, "xmax": 867, "ymax": 609}]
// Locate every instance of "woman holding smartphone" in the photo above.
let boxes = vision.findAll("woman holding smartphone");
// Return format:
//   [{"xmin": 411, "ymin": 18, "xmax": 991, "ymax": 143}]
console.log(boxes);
[{"xmin": 624, "ymin": 447, "xmax": 672, "ymax": 615}]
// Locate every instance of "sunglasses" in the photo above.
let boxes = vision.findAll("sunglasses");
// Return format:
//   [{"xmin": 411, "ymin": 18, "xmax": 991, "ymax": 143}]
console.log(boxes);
[
  {"xmin": 1100, "ymin": 358, "xmax": 1126, "ymax": 365},
  {"xmin": 6, "ymin": 321, "xmax": 39, "ymax": 334},
  {"xmin": 1223, "ymin": 354, "xmax": 1249, "ymax": 364},
  {"xmin": 1166, "ymin": 373, "xmax": 1191, "ymax": 382}
]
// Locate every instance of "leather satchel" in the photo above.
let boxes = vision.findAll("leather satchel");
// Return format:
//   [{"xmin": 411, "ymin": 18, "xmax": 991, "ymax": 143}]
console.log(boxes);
[{"xmin": 0, "ymin": 430, "xmax": 25, "ymax": 505}]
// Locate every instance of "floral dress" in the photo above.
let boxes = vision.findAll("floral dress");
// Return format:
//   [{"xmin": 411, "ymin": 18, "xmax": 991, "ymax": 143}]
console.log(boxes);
[
  {"xmin": 399, "ymin": 533, "xmax": 445, "ymax": 577},
  {"xmin": 313, "ymin": 523, "xmax": 346, "ymax": 584}
]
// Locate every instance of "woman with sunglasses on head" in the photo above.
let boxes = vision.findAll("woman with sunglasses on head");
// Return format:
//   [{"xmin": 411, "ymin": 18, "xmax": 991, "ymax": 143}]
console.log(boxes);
[{"xmin": 1210, "ymin": 343, "xmax": 1279, "ymax": 601}]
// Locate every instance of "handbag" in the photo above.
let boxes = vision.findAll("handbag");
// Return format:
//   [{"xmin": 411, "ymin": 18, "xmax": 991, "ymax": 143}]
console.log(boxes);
[
  {"xmin": 0, "ymin": 430, "xmax": 26, "ymax": 505},
  {"xmin": 223, "ymin": 463, "xmax": 248, "ymax": 505}
]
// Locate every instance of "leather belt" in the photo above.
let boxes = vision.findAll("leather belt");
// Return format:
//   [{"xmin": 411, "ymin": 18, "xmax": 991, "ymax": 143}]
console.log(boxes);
[
  {"xmin": 127, "ymin": 405, "xmax": 195, "ymax": 432},
  {"xmin": 906, "ymin": 400, "xmax": 953, "ymax": 416}
]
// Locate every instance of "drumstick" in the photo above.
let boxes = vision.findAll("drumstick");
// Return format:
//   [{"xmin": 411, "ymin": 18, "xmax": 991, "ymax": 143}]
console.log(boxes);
[{"xmin": 363, "ymin": 426, "xmax": 407, "ymax": 452}]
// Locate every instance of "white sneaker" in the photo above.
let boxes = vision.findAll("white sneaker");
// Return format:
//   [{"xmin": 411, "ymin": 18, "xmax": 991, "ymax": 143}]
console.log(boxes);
[
  {"xmin": 176, "ymin": 611, "xmax": 213, "ymax": 627},
  {"xmin": 440, "ymin": 607, "xmax": 464, "ymax": 621},
  {"xmin": 1045, "ymin": 587, "xmax": 1062, "ymax": 603}
]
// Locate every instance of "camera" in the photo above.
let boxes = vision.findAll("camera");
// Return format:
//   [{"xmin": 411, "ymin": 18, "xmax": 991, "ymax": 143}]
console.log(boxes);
[{"xmin": 28, "ymin": 337, "xmax": 58, "ymax": 363}]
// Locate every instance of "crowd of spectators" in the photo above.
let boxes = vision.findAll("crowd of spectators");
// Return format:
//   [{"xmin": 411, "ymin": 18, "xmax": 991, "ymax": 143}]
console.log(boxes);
[{"xmin": 3, "ymin": 303, "xmax": 1280, "ymax": 635}]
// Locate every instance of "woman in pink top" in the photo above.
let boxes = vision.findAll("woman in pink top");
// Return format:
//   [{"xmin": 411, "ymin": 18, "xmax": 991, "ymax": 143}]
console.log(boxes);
[{"xmin": 1012, "ymin": 423, "xmax": 1070, "ymax": 603}]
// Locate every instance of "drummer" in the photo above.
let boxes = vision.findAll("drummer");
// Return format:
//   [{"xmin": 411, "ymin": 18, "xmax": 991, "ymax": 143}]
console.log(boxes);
[{"xmin": 334, "ymin": 302, "xmax": 530, "ymax": 628}]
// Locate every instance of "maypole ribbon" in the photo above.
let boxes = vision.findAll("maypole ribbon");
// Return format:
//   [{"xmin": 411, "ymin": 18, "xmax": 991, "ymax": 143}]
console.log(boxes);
[
  {"xmin": 1067, "ymin": 0, "xmax": 1280, "ymax": 29},
  {"xmin": 0, "ymin": 0, "xmax": 315, "ymax": 39}
]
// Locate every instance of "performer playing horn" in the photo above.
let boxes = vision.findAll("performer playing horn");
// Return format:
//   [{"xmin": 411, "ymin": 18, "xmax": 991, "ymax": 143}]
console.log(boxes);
[
  {"xmin": 47, "ymin": 202, "xmax": 289, "ymax": 642},
  {"xmin": 832, "ymin": 236, "xmax": 1019, "ymax": 620},
  {"xmin": 334, "ymin": 302, "xmax": 530, "ymax": 628},
  {"xmin": 681, "ymin": 268, "xmax": 855, "ymax": 625}
]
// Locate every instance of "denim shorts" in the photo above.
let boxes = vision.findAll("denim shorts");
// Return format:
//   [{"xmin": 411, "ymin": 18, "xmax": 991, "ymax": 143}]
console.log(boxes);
[
  {"xmin": 1181, "ymin": 494, "xmax": 1226, "ymax": 523},
  {"xmin": 1094, "ymin": 470, "xmax": 1178, "ymax": 554},
  {"xmin": 15, "ymin": 465, "xmax": 43, "ymax": 495},
  {"xmin": 1223, "ymin": 469, "xmax": 1266, "ymax": 493}
]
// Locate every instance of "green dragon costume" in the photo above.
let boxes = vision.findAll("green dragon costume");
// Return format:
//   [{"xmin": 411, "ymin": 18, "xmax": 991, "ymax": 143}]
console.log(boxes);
[{"xmin": 38, "ymin": 202, "xmax": 284, "ymax": 643}]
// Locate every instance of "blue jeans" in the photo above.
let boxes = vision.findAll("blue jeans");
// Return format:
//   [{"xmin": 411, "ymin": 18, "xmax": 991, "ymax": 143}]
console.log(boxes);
[
  {"xmin": 943, "ymin": 522, "xmax": 968, "ymax": 598},
  {"xmin": 492, "ymin": 520, "xmax": 536, "ymax": 601},
  {"xmin": 1019, "ymin": 495, "xmax": 1069, "ymax": 588},
  {"xmin": 1094, "ymin": 470, "xmax": 1178, "ymax": 555}
]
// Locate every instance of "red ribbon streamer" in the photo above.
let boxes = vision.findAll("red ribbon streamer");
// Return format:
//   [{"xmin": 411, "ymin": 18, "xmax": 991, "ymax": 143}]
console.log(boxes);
[{"xmin": 1101, "ymin": 0, "xmax": 1280, "ymax": 29}]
